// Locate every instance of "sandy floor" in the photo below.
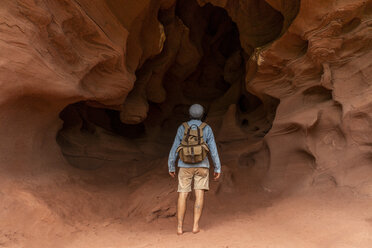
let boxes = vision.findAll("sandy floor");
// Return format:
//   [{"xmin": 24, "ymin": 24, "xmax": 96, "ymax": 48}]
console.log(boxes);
[
  {"xmin": 63, "ymin": 188, "xmax": 372, "ymax": 248},
  {"xmin": 1, "ymin": 162, "xmax": 372, "ymax": 248},
  {"xmin": 4, "ymin": 186, "xmax": 358, "ymax": 248}
]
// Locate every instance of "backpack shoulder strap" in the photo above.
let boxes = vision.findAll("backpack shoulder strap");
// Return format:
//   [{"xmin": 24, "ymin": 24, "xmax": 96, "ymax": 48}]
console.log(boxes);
[
  {"xmin": 197, "ymin": 122, "xmax": 208, "ymax": 143},
  {"xmin": 199, "ymin": 122, "xmax": 207, "ymax": 130},
  {"xmin": 182, "ymin": 122, "xmax": 189, "ymax": 131}
]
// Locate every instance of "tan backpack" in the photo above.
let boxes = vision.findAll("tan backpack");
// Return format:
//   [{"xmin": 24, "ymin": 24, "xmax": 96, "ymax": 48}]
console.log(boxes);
[{"xmin": 176, "ymin": 122, "xmax": 210, "ymax": 164}]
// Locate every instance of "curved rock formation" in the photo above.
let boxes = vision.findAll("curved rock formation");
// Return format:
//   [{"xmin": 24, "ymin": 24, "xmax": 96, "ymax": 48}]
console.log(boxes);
[
  {"xmin": 247, "ymin": 0, "xmax": 372, "ymax": 192},
  {"xmin": 0, "ymin": 0, "xmax": 136, "ymax": 173}
]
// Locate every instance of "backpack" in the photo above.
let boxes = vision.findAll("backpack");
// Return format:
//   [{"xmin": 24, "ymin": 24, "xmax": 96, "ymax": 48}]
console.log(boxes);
[{"xmin": 176, "ymin": 122, "xmax": 210, "ymax": 164}]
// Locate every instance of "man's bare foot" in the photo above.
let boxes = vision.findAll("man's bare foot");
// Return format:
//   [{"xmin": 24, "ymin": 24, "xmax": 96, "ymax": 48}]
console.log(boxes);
[
  {"xmin": 177, "ymin": 225, "xmax": 183, "ymax": 235},
  {"xmin": 192, "ymin": 225, "xmax": 200, "ymax": 234}
]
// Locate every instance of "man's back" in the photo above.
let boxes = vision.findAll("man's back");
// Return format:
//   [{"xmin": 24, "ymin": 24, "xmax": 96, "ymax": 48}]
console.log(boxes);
[{"xmin": 168, "ymin": 119, "xmax": 221, "ymax": 174}]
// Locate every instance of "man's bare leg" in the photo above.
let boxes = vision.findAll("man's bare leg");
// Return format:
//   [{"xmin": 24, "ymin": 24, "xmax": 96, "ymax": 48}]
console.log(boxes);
[
  {"xmin": 177, "ymin": 192, "xmax": 189, "ymax": 235},
  {"xmin": 193, "ymin": 189, "xmax": 204, "ymax": 233}
]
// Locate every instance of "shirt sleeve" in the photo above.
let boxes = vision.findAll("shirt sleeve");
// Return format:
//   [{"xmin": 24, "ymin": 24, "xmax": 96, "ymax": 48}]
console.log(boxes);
[
  {"xmin": 204, "ymin": 125, "xmax": 221, "ymax": 173},
  {"xmin": 168, "ymin": 125, "xmax": 184, "ymax": 172}
]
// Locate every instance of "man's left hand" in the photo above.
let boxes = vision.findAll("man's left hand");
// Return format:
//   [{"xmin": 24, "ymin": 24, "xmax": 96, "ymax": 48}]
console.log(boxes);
[
  {"xmin": 169, "ymin": 172, "xmax": 176, "ymax": 178},
  {"xmin": 213, "ymin": 172, "xmax": 221, "ymax": 181}
]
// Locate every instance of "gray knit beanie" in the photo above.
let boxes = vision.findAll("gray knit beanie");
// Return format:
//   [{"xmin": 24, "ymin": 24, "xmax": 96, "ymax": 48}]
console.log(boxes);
[{"xmin": 189, "ymin": 104, "xmax": 204, "ymax": 119}]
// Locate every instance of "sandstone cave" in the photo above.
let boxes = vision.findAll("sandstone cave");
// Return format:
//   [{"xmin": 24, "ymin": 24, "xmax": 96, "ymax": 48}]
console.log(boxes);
[
  {"xmin": 57, "ymin": 0, "xmax": 282, "ymax": 173},
  {"xmin": 1, "ymin": 0, "xmax": 372, "ymax": 247}
]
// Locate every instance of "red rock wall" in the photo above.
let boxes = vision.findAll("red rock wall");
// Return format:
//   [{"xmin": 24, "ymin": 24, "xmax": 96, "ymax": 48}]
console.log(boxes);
[
  {"xmin": 0, "ymin": 0, "xmax": 135, "ymax": 172},
  {"xmin": 246, "ymin": 0, "xmax": 372, "ymax": 193},
  {"xmin": 1, "ymin": 0, "xmax": 372, "ymax": 196}
]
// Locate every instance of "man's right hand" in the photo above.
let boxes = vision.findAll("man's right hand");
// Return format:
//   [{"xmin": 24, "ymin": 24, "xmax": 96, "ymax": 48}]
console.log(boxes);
[
  {"xmin": 169, "ymin": 172, "xmax": 176, "ymax": 178},
  {"xmin": 213, "ymin": 172, "xmax": 221, "ymax": 181}
]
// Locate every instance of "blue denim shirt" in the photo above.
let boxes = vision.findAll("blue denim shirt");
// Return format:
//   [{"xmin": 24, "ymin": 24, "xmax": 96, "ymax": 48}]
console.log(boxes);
[{"xmin": 168, "ymin": 119, "xmax": 221, "ymax": 173}]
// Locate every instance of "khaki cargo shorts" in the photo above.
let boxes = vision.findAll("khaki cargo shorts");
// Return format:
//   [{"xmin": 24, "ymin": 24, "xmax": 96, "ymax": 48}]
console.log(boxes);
[{"xmin": 178, "ymin": 167, "xmax": 209, "ymax": 192}]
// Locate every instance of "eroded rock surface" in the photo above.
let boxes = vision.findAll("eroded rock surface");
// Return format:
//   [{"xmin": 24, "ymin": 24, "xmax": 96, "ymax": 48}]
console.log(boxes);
[
  {"xmin": 247, "ymin": 0, "xmax": 372, "ymax": 192},
  {"xmin": 0, "ymin": 0, "xmax": 136, "ymax": 173}
]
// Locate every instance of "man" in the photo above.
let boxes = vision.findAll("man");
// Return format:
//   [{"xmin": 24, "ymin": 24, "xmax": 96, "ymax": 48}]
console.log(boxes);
[{"xmin": 168, "ymin": 104, "xmax": 221, "ymax": 235}]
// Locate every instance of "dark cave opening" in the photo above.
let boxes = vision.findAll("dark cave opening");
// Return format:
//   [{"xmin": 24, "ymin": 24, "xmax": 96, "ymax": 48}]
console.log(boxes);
[{"xmin": 57, "ymin": 0, "xmax": 285, "ymax": 171}]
